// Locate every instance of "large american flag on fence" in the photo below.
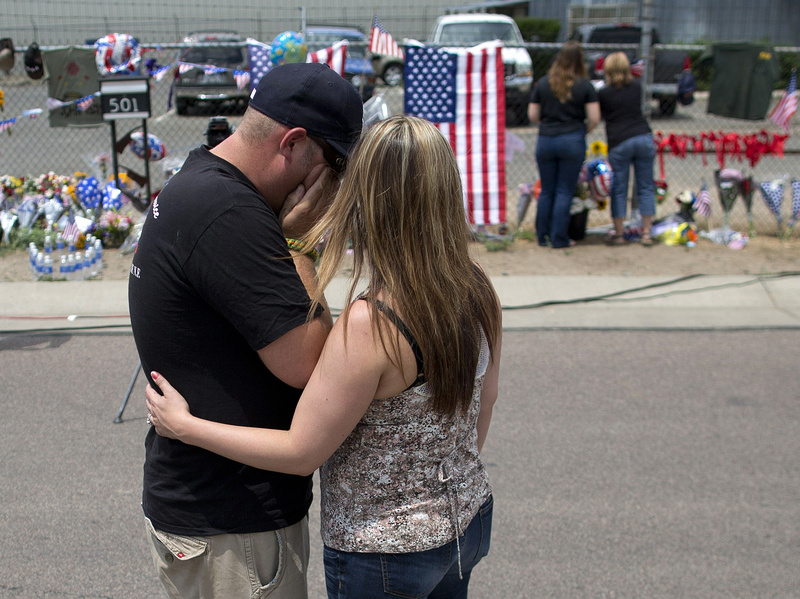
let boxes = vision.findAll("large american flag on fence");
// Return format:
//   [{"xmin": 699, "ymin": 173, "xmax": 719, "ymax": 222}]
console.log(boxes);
[
  {"xmin": 370, "ymin": 15, "xmax": 404, "ymax": 59},
  {"xmin": 306, "ymin": 40, "xmax": 348, "ymax": 77},
  {"xmin": 404, "ymin": 43, "xmax": 506, "ymax": 225},
  {"xmin": 768, "ymin": 68, "xmax": 797, "ymax": 133}
]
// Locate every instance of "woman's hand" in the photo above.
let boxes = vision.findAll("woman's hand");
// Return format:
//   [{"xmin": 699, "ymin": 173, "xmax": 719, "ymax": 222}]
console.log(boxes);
[{"xmin": 145, "ymin": 372, "xmax": 192, "ymax": 440}]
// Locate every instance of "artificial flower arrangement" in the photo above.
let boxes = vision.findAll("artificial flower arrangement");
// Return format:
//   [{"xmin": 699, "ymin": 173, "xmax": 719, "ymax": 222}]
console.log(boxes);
[{"xmin": 95, "ymin": 209, "xmax": 134, "ymax": 248}]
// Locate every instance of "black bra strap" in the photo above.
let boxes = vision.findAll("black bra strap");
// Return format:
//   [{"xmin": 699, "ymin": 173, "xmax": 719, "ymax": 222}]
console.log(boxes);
[{"xmin": 358, "ymin": 295, "xmax": 426, "ymax": 387}]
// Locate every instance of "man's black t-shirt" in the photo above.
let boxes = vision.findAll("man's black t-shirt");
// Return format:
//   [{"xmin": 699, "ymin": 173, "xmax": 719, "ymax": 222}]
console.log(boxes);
[
  {"xmin": 598, "ymin": 80, "xmax": 652, "ymax": 150},
  {"xmin": 129, "ymin": 147, "xmax": 316, "ymax": 536},
  {"xmin": 530, "ymin": 76, "xmax": 598, "ymax": 137}
]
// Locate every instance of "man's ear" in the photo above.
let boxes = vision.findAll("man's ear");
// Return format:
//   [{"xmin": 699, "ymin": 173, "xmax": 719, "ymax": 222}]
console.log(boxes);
[{"xmin": 278, "ymin": 127, "xmax": 309, "ymax": 160}]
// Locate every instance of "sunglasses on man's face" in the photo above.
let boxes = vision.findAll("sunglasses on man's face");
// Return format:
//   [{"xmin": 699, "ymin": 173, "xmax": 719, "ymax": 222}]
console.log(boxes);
[{"xmin": 308, "ymin": 135, "xmax": 347, "ymax": 175}]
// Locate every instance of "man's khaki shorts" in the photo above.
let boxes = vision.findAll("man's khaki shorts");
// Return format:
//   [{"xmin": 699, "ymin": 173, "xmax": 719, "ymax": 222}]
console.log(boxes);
[{"xmin": 144, "ymin": 516, "xmax": 310, "ymax": 599}]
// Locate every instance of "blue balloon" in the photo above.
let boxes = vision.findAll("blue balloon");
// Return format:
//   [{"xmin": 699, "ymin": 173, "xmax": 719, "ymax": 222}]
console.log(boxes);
[
  {"xmin": 270, "ymin": 31, "xmax": 307, "ymax": 67},
  {"xmin": 102, "ymin": 182, "xmax": 124, "ymax": 210},
  {"xmin": 76, "ymin": 177, "xmax": 102, "ymax": 210},
  {"xmin": 129, "ymin": 131, "xmax": 166, "ymax": 161}
]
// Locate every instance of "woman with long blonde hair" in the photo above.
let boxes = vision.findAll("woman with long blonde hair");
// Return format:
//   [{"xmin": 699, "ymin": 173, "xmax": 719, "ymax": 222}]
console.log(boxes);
[
  {"xmin": 598, "ymin": 51, "xmax": 657, "ymax": 245},
  {"xmin": 145, "ymin": 115, "xmax": 503, "ymax": 598},
  {"xmin": 528, "ymin": 40, "xmax": 600, "ymax": 248}
]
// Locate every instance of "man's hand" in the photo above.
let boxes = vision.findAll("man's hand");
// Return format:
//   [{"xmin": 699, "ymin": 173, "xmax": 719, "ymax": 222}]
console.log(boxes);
[{"xmin": 280, "ymin": 164, "xmax": 338, "ymax": 239}]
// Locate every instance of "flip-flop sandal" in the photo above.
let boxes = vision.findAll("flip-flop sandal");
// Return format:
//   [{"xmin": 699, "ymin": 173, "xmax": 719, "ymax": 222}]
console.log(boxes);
[
  {"xmin": 605, "ymin": 233, "xmax": 627, "ymax": 246},
  {"xmin": 641, "ymin": 233, "xmax": 654, "ymax": 247}
]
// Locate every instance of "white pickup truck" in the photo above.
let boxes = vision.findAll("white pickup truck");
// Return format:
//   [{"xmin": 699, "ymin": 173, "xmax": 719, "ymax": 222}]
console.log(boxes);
[{"xmin": 428, "ymin": 14, "xmax": 534, "ymax": 125}]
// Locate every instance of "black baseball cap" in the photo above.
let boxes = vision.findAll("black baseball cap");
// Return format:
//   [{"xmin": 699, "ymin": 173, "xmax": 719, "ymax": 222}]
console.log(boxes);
[{"xmin": 249, "ymin": 62, "xmax": 363, "ymax": 157}]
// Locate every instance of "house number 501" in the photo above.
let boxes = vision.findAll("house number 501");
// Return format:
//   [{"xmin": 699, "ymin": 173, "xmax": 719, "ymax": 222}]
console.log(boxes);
[{"xmin": 108, "ymin": 97, "xmax": 140, "ymax": 112}]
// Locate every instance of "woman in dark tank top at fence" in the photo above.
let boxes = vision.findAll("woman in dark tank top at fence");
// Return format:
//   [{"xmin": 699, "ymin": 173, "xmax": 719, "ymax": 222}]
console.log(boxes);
[
  {"xmin": 598, "ymin": 51, "xmax": 657, "ymax": 247},
  {"xmin": 145, "ymin": 115, "xmax": 503, "ymax": 599},
  {"xmin": 528, "ymin": 40, "xmax": 600, "ymax": 249}
]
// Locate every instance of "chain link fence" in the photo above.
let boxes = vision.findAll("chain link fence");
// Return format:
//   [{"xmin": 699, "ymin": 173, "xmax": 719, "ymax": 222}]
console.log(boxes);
[{"xmin": 1, "ymin": 39, "xmax": 799, "ymax": 241}]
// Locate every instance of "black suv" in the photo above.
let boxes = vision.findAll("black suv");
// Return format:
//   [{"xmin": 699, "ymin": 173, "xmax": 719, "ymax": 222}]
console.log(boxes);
[
  {"xmin": 174, "ymin": 31, "xmax": 249, "ymax": 116},
  {"xmin": 571, "ymin": 24, "xmax": 688, "ymax": 116}
]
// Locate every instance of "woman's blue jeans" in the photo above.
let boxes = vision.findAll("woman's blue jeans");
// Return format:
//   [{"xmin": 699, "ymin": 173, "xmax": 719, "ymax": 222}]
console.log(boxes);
[
  {"xmin": 323, "ymin": 495, "xmax": 493, "ymax": 599},
  {"xmin": 535, "ymin": 130, "xmax": 586, "ymax": 248},
  {"xmin": 607, "ymin": 133, "xmax": 656, "ymax": 219}
]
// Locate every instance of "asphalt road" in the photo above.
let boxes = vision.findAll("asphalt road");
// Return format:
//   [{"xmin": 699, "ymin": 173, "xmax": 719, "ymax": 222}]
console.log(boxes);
[{"xmin": 1, "ymin": 329, "xmax": 798, "ymax": 598}]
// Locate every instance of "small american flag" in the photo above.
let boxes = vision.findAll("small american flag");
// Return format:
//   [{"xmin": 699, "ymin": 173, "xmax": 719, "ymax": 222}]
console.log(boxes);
[
  {"xmin": 76, "ymin": 94, "xmax": 95, "ymax": 112},
  {"xmin": 247, "ymin": 39, "xmax": 272, "ymax": 91},
  {"xmin": 306, "ymin": 40, "xmax": 348, "ymax": 77},
  {"xmin": 370, "ymin": 15, "xmax": 404, "ymax": 60},
  {"xmin": 629, "ymin": 60, "xmax": 645, "ymax": 78},
  {"xmin": 0, "ymin": 118, "xmax": 15, "ymax": 134},
  {"xmin": 768, "ymin": 69, "xmax": 797, "ymax": 133},
  {"xmin": 62, "ymin": 213, "xmax": 80, "ymax": 243},
  {"xmin": 404, "ymin": 43, "xmax": 506, "ymax": 225},
  {"xmin": 233, "ymin": 69, "xmax": 250, "ymax": 90},
  {"xmin": 694, "ymin": 181, "xmax": 712, "ymax": 217},
  {"xmin": 150, "ymin": 64, "xmax": 173, "ymax": 81}
]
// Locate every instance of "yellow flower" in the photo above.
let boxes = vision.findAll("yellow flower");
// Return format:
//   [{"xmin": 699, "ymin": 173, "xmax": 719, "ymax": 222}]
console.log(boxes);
[{"xmin": 588, "ymin": 140, "xmax": 608, "ymax": 157}]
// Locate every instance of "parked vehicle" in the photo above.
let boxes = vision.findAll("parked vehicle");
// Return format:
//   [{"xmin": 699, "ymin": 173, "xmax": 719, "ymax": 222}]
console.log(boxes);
[
  {"xmin": 427, "ymin": 13, "xmax": 534, "ymax": 126},
  {"xmin": 174, "ymin": 31, "xmax": 248, "ymax": 116},
  {"xmin": 570, "ymin": 24, "xmax": 689, "ymax": 116},
  {"xmin": 305, "ymin": 26, "xmax": 377, "ymax": 102}
]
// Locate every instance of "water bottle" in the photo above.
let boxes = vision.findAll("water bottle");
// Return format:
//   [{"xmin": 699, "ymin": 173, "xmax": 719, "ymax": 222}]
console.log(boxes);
[
  {"xmin": 67, "ymin": 254, "xmax": 76, "ymax": 281},
  {"xmin": 89, "ymin": 246, "xmax": 99, "ymax": 277},
  {"xmin": 43, "ymin": 255, "xmax": 54, "ymax": 279},
  {"xmin": 73, "ymin": 251, "xmax": 84, "ymax": 281},
  {"xmin": 29, "ymin": 243, "xmax": 38, "ymax": 276},
  {"xmin": 83, "ymin": 248, "xmax": 93, "ymax": 278},
  {"xmin": 59, "ymin": 255, "xmax": 69, "ymax": 280},
  {"xmin": 67, "ymin": 237, "xmax": 76, "ymax": 254},
  {"xmin": 35, "ymin": 252, "xmax": 44, "ymax": 280},
  {"xmin": 56, "ymin": 232, "xmax": 65, "ymax": 251},
  {"xmin": 94, "ymin": 239, "xmax": 103, "ymax": 271},
  {"xmin": 44, "ymin": 235, "xmax": 53, "ymax": 255}
]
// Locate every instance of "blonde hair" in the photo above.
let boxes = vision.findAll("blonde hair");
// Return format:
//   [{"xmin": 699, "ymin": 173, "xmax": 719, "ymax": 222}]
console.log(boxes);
[
  {"xmin": 548, "ymin": 40, "xmax": 588, "ymax": 102},
  {"xmin": 604, "ymin": 52, "xmax": 632, "ymax": 88},
  {"xmin": 305, "ymin": 116, "xmax": 500, "ymax": 415}
]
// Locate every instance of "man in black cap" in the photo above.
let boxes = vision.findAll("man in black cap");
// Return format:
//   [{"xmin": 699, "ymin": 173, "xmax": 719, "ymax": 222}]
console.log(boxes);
[{"xmin": 128, "ymin": 62, "xmax": 363, "ymax": 599}]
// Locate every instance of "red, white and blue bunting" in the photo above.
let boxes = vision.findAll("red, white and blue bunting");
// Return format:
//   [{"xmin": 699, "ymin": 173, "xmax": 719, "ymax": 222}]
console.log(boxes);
[
  {"xmin": 0, "ymin": 108, "xmax": 43, "ymax": 135},
  {"xmin": 46, "ymin": 93, "xmax": 99, "ymax": 112}
]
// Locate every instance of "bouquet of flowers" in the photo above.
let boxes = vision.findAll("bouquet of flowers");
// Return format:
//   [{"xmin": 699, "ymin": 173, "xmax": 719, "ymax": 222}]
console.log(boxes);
[{"xmin": 95, "ymin": 209, "xmax": 133, "ymax": 248}]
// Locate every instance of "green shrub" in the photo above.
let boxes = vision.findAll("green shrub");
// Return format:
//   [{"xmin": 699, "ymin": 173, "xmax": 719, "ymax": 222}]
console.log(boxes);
[
  {"xmin": 0, "ymin": 226, "xmax": 46, "ymax": 255},
  {"xmin": 515, "ymin": 17, "xmax": 560, "ymax": 43}
]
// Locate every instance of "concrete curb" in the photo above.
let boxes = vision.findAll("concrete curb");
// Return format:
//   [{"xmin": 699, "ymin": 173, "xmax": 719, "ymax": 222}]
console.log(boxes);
[{"xmin": 2, "ymin": 273, "xmax": 800, "ymax": 333}]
